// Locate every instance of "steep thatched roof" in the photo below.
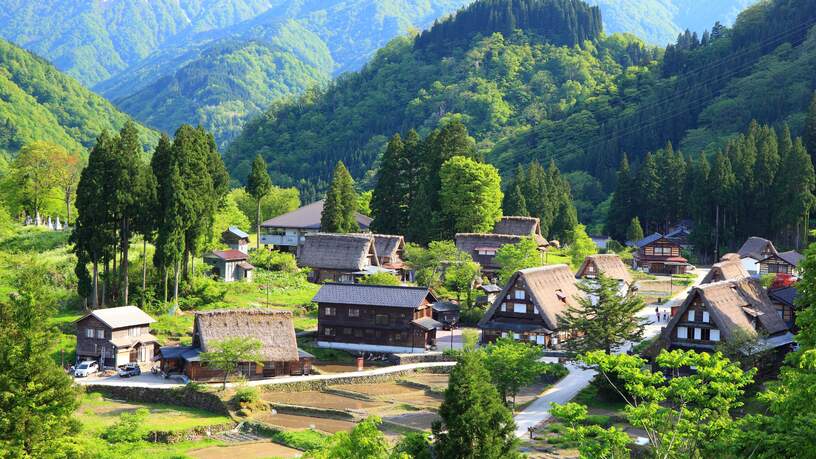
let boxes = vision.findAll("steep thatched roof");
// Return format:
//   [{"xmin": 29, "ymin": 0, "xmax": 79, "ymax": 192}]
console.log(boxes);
[
  {"xmin": 493, "ymin": 216, "xmax": 548, "ymax": 245},
  {"xmin": 738, "ymin": 237, "xmax": 776, "ymax": 260},
  {"xmin": 663, "ymin": 277, "xmax": 788, "ymax": 342},
  {"xmin": 721, "ymin": 253, "xmax": 741, "ymax": 261},
  {"xmin": 575, "ymin": 254, "xmax": 632, "ymax": 285},
  {"xmin": 298, "ymin": 233, "xmax": 378, "ymax": 270},
  {"xmin": 193, "ymin": 309, "xmax": 299, "ymax": 362},
  {"xmin": 479, "ymin": 264, "xmax": 581, "ymax": 331},
  {"xmin": 701, "ymin": 260, "xmax": 749, "ymax": 284},
  {"xmin": 370, "ymin": 234, "xmax": 405, "ymax": 262},
  {"xmin": 455, "ymin": 233, "xmax": 525, "ymax": 270}
]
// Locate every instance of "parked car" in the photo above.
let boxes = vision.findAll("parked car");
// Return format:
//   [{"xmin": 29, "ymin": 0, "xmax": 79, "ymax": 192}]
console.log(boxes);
[
  {"xmin": 74, "ymin": 360, "xmax": 98, "ymax": 377},
  {"xmin": 117, "ymin": 363, "xmax": 141, "ymax": 378}
]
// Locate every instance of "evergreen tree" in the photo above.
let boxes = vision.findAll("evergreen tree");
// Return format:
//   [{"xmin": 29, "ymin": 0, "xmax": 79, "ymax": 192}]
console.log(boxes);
[
  {"xmin": 548, "ymin": 161, "xmax": 579, "ymax": 243},
  {"xmin": 433, "ymin": 351, "xmax": 520, "ymax": 459},
  {"xmin": 150, "ymin": 134, "xmax": 174, "ymax": 300},
  {"xmin": 635, "ymin": 153, "xmax": 660, "ymax": 232},
  {"xmin": 626, "ymin": 217, "xmax": 643, "ymax": 243},
  {"xmin": 157, "ymin": 162, "xmax": 188, "ymax": 306},
  {"xmin": 321, "ymin": 161, "xmax": 358, "ymax": 233},
  {"xmin": 606, "ymin": 154, "xmax": 633, "ymax": 242},
  {"xmin": 371, "ymin": 134, "xmax": 408, "ymax": 234},
  {"xmin": 246, "ymin": 154, "xmax": 272, "ymax": 249},
  {"xmin": 559, "ymin": 273, "xmax": 646, "ymax": 354},
  {"xmin": 805, "ymin": 91, "xmax": 816, "ymax": 166},
  {"xmin": 111, "ymin": 120, "xmax": 143, "ymax": 305},
  {"xmin": 132, "ymin": 161, "xmax": 157, "ymax": 297},
  {"xmin": 502, "ymin": 165, "xmax": 528, "ymax": 217}
]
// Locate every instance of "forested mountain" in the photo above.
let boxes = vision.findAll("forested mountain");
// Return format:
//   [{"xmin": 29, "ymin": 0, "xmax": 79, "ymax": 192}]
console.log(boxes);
[
  {"xmin": 224, "ymin": 0, "xmax": 816, "ymax": 229},
  {"xmin": 0, "ymin": 38, "xmax": 155, "ymax": 157}
]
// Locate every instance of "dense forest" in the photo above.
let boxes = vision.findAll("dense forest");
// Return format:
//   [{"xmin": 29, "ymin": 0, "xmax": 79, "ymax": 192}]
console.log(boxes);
[
  {"xmin": 0, "ymin": 39, "xmax": 156, "ymax": 157},
  {"xmin": 225, "ymin": 0, "xmax": 816, "ymax": 233}
]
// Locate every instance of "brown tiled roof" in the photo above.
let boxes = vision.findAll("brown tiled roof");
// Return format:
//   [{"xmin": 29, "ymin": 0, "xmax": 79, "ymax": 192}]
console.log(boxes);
[
  {"xmin": 298, "ymin": 233, "xmax": 378, "ymax": 271},
  {"xmin": 701, "ymin": 260, "xmax": 749, "ymax": 284},
  {"xmin": 575, "ymin": 254, "xmax": 632, "ymax": 285},
  {"xmin": 207, "ymin": 249, "xmax": 248, "ymax": 261},
  {"xmin": 493, "ymin": 216, "xmax": 548, "ymax": 245},
  {"xmin": 663, "ymin": 277, "xmax": 788, "ymax": 341},
  {"xmin": 479, "ymin": 264, "xmax": 581, "ymax": 331},
  {"xmin": 193, "ymin": 309, "xmax": 299, "ymax": 362},
  {"xmin": 260, "ymin": 200, "xmax": 372, "ymax": 230},
  {"xmin": 738, "ymin": 237, "xmax": 776, "ymax": 260}
]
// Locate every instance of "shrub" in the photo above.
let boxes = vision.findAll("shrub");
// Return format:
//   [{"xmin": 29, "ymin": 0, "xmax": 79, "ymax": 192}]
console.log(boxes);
[
  {"xmin": 102, "ymin": 408, "xmax": 149, "ymax": 443},
  {"xmin": 249, "ymin": 249, "xmax": 298, "ymax": 273},
  {"xmin": 233, "ymin": 386, "xmax": 261, "ymax": 406},
  {"xmin": 541, "ymin": 363, "xmax": 569, "ymax": 383},
  {"xmin": 271, "ymin": 429, "xmax": 328, "ymax": 451},
  {"xmin": 459, "ymin": 305, "xmax": 485, "ymax": 326},
  {"xmin": 584, "ymin": 414, "xmax": 612, "ymax": 427},
  {"xmin": 178, "ymin": 276, "xmax": 228, "ymax": 310},
  {"xmin": 359, "ymin": 272, "xmax": 401, "ymax": 286}
]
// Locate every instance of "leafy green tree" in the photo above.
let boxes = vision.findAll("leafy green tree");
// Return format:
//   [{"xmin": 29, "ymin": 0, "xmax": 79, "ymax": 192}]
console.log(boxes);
[
  {"xmin": 231, "ymin": 186, "xmax": 300, "ymax": 227},
  {"xmin": 7, "ymin": 141, "xmax": 63, "ymax": 219},
  {"xmin": 246, "ymin": 154, "xmax": 273, "ymax": 249},
  {"xmin": 307, "ymin": 416, "xmax": 390, "ymax": 459},
  {"xmin": 433, "ymin": 351, "xmax": 520, "ymax": 459},
  {"xmin": 625, "ymin": 217, "xmax": 643, "ymax": 243},
  {"xmin": 391, "ymin": 432, "xmax": 432, "ymax": 459},
  {"xmin": 200, "ymin": 337, "xmax": 263, "ymax": 390},
  {"xmin": 480, "ymin": 337, "xmax": 549, "ymax": 405},
  {"xmin": 360, "ymin": 272, "xmax": 401, "ymax": 286},
  {"xmin": 50, "ymin": 147, "xmax": 84, "ymax": 227},
  {"xmin": 102, "ymin": 408, "xmax": 149, "ymax": 444},
  {"xmin": 566, "ymin": 224, "xmax": 597, "ymax": 267},
  {"xmin": 559, "ymin": 273, "xmax": 645, "ymax": 354},
  {"xmin": 444, "ymin": 259, "xmax": 481, "ymax": 306},
  {"xmin": 357, "ymin": 190, "xmax": 372, "ymax": 217},
  {"xmin": 321, "ymin": 161, "xmax": 358, "ymax": 233},
  {"xmin": 0, "ymin": 265, "xmax": 80, "ymax": 457},
  {"xmin": 404, "ymin": 241, "xmax": 476, "ymax": 289},
  {"xmin": 550, "ymin": 402, "xmax": 630, "ymax": 459},
  {"xmin": 494, "ymin": 237, "xmax": 541, "ymax": 284},
  {"xmin": 439, "ymin": 155, "xmax": 503, "ymax": 238}
]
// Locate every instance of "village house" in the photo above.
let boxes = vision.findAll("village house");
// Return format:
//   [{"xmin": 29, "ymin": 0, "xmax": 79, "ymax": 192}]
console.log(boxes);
[
  {"xmin": 701, "ymin": 258, "xmax": 749, "ymax": 284},
  {"xmin": 575, "ymin": 253, "xmax": 633, "ymax": 294},
  {"xmin": 455, "ymin": 216, "xmax": 549, "ymax": 279},
  {"xmin": 259, "ymin": 200, "xmax": 372, "ymax": 255},
  {"xmin": 203, "ymin": 249, "xmax": 254, "ymax": 282},
  {"xmin": 478, "ymin": 264, "xmax": 581, "ymax": 348},
  {"xmin": 158, "ymin": 309, "xmax": 313, "ymax": 381},
  {"xmin": 298, "ymin": 233, "xmax": 397, "ymax": 283},
  {"xmin": 769, "ymin": 285, "xmax": 799, "ymax": 331},
  {"xmin": 372, "ymin": 234, "xmax": 410, "ymax": 281},
  {"xmin": 221, "ymin": 226, "xmax": 250, "ymax": 254},
  {"xmin": 313, "ymin": 283, "xmax": 442, "ymax": 353},
  {"xmin": 631, "ymin": 233, "xmax": 690, "ymax": 274},
  {"xmin": 431, "ymin": 301, "xmax": 460, "ymax": 328},
  {"xmin": 75, "ymin": 306, "xmax": 158, "ymax": 369},
  {"xmin": 476, "ymin": 283, "xmax": 502, "ymax": 306},
  {"xmin": 661, "ymin": 277, "xmax": 793, "ymax": 364},
  {"xmin": 737, "ymin": 236, "xmax": 778, "ymax": 275},
  {"xmin": 759, "ymin": 250, "xmax": 803, "ymax": 276},
  {"xmin": 492, "ymin": 216, "xmax": 549, "ymax": 246}
]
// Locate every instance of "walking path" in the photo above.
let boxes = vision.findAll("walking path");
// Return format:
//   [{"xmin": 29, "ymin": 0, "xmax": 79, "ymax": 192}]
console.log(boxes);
[{"xmin": 513, "ymin": 268, "xmax": 709, "ymax": 437}]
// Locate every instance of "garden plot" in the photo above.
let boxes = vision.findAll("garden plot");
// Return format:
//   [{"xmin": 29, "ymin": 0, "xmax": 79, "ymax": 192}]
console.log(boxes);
[
  {"xmin": 402, "ymin": 373, "xmax": 449, "ymax": 390},
  {"xmin": 256, "ymin": 412, "xmax": 357, "ymax": 433},
  {"xmin": 383, "ymin": 411, "xmax": 441, "ymax": 431},
  {"xmin": 188, "ymin": 441, "xmax": 302, "ymax": 459},
  {"xmin": 262, "ymin": 391, "xmax": 385, "ymax": 411},
  {"xmin": 332, "ymin": 382, "xmax": 426, "ymax": 397}
]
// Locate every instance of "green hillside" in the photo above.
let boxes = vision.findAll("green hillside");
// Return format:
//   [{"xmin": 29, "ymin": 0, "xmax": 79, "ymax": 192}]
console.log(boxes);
[
  {"xmin": 0, "ymin": 38, "xmax": 156, "ymax": 156},
  {"xmin": 224, "ymin": 0, "xmax": 816, "ymax": 225}
]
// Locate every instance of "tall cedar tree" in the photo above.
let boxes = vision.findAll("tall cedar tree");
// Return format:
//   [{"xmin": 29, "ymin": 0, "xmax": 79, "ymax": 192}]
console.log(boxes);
[
  {"xmin": 807, "ymin": 91, "xmax": 816, "ymax": 166},
  {"xmin": 371, "ymin": 133, "xmax": 409, "ymax": 234},
  {"xmin": 502, "ymin": 165, "xmax": 529, "ymax": 217},
  {"xmin": 112, "ymin": 120, "xmax": 142, "ymax": 305},
  {"xmin": 247, "ymin": 154, "xmax": 272, "ymax": 249},
  {"xmin": 133, "ymin": 162, "xmax": 157, "ymax": 296},
  {"xmin": 432, "ymin": 351, "xmax": 520, "ymax": 459},
  {"xmin": 0, "ymin": 266, "xmax": 80, "ymax": 456},
  {"xmin": 321, "ymin": 161, "xmax": 358, "ymax": 233},
  {"xmin": 150, "ymin": 134, "xmax": 174, "ymax": 300},
  {"xmin": 559, "ymin": 273, "xmax": 645, "ymax": 354},
  {"xmin": 606, "ymin": 154, "xmax": 633, "ymax": 242},
  {"xmin": 626, "ymin": 217, "xmax": 644, "ymax": 243},
  {"xmin": 439, "ymin": 155, "xmax": 503, "ymax": 239}
]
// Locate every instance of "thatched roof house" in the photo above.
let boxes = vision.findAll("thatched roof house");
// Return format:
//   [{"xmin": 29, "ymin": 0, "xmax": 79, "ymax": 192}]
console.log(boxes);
[
  {"xmin": 478, "ymin": 264, "xmax": 581, "ymax": 347},
  {"xmin": 371, "ymin": 234, "xmax": 406, "ymax": 266},
  {"xmin": 298, "ymin": 233, "xmax": 394, "ymax": 282},
  {"xmin": 455, "ymin": 233, "xmax": 526, "ymax": 273},
  {"xmin": 575, "ymin": 254, "xmax": 632, "ymax": 286},
  {"xmin": 493, "ymin": 216, "xmax": 548, "ymax": 245},
  {"xmin": 738, "ymin": 237, "xmax": 777, "ymax": 261},
  {"xmin": 701, "ymin": 259, "xmax": 749, "ymax": 284},
  {"xmin": 193, "ymin": 309, "xmax": 299, "ymax": 362}
]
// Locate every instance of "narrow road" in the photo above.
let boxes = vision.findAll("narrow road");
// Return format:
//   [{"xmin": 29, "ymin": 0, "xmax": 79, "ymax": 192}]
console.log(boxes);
[{"xmin": 513, "ymin": 268, "xmax": 709, "ymax": 437}]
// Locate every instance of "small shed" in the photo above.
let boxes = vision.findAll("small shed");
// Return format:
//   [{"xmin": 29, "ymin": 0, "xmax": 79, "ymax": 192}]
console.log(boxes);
[
  {"xmin": 432, "ymin": 301, "xmax": 461, "ymax": 328},
  {"xmin": 203, "ymin": 249, "xmax": 254, "ymax": 282},
  {"xmin": 222, "ymin": 227, "xmax": 250, "ymax": 254}
]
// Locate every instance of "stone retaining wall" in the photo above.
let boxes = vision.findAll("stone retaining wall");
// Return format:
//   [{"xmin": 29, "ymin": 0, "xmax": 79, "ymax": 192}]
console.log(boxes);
[
  {"xmin": 267, "ymin": 402, "xmax": 358, "ymax": 421},
  {"xmin": 260, "ymin": 366, "xmax": 453, "ymax": 393},
  {"xmin": 83, "ymin": 384, "xmax": 229, "ymax": 416},
  {"xmin": 389, "ymin": 352, "xmax": 456, "ymax": 365},
  {"xmin": 146, "ymin": 422, "xmax": 235, "ymax": 443}
]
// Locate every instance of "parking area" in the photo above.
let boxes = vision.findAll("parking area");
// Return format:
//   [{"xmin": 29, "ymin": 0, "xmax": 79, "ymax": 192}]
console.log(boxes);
[{"xmin": 73, "ymin": 371, "xmax": 183, "ymax": 388}]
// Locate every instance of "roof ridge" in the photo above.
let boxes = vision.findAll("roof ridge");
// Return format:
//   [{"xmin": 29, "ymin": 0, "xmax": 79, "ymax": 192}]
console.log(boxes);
[{"xmin": 323, "ymin": 283, "xmax": 429, "ymax": 291}]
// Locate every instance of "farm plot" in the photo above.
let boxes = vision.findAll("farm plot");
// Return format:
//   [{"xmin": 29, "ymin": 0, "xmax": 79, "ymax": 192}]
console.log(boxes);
[
  {"xmin": 188, "ymin": 441, "xmax": 302, "ymax": 459},
  {"xmin": 262, "ymin": 391, "xmax": 384, "ymax": 411},
  {"xmin": 256, "ymin": 412, "xmax": 357, "ymax": 433}
]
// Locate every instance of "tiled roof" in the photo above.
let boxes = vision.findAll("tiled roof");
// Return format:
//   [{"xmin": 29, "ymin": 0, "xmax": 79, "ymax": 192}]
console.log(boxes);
[
  {"xmin": 313, "ymin": 283, "xmax": 434, "ymax": 309},
  {"xmin": 260, "ymin": 200, "xmax": 372, "ymax": 230}
]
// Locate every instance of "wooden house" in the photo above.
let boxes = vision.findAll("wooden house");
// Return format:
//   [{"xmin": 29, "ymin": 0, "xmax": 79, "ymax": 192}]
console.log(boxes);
[
  {"xmin": 158, "ymin": 309, "xmax": 313, "ymax": 381},
  {"xmin": 769, "ymin": 285, "xmax": 798, "ymax": 331},
  {"xmin": 75, "ymin": 306, "xmax": 158, "ymax": 368},
  {"xmin": 456, "ymin": 233, "xmax": 534, "ymax": 277},
  {"xmin": 298, "ymin": 233, "xmax": 396, "ymax": 283},
  {"xmin": 759, "ymin": 250, "xmax": 802, "ymax": 276},
  {"xmin": 431, "ymin": 301, "xmax": 460, "ymax": 328},
  {"xmin": 476, "ymin": 283, "xmax": 502, "ymax": 306},
  {"xmin": 371, "ymin": 234, "xmax": 410, "ymax": 281},
  {"xmin": 477, "ymin": 265, "xmax": 581, "ymax": 348},
  {"xmin": 661, "ymin": 278, "xmax": 793, "ymax": 358},
  {"xmin": 737, "ymin": 237, "xmax": 778, "ymax": 275},
  {"xmin": 701, "ymin": 259, "xmax": 749, "ymax": 284},
  {"xmin": 313, "ymin": 283, "xmax": 441, "ymax": 353},
  {"xmin": 259, "ymin": 200, "xmax": 372, "ymax": 254},
  {"xmin": 203, "ymin": 249, "xmax": 254, "ymax": 282},
  {"xmin": 575, "ymin": 254, "xmax": 633, "ymax": 293},
  {"xmin": 492, "ymin": 216, "xmax": 549, "ymax": 246},
  {"xmin": 222, "ymin": 227, "xmax": 250, "ymax": 254},
  {"xmin": 632, "ymin": 233, "xmax": 690, "ymax": 274}
]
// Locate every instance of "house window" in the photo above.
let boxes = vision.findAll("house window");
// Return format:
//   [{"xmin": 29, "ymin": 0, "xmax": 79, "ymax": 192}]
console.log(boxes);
[
  {"xmin": 324, "ymin": 327, "xmax": 335, "ymax": 337},
  {"xmin": 513, "ymin": 303, "xmax": 527, "ymax": 314},
  {"xmin": 513, "ymin": 333, "xmax": 521, "ymax": 340},
  {"xmin": 348, "ymin": 308, "xmax": 360, "ymax": 317},
  {"xmin": 339, "ymin": 274, "xmax": 353, "ymax": 283},
  {"xmin": 96, "ymin": 329, "xmax": 105, "ymax": 339},
  {"xmin": 478, "ymin": 249, "xmax": 496, "ymax": 256},
  {"xmin": 688, "ymin": 310, "xmax": 695, "ymax": 322},
  {"xmin": 501, "ymin": 332, "xmax": 508, "ymax": 338},
  {"xmin": 710, "ymin": 329, "xmax": 721, "ymax": 341},
  {"xmin": 86, "ymin": 328, "xmax": 94, "ymax": 338},
  {"xmin": 702, "ymin": 311, "xmax": 709, "ymax": 323},
  {"xmin": 128, "ymin": 327, "xmax": 141, "ymax": 337},
  {"xmin": 693, "ymin": 328, "xmax": 701, "ymax": 340},
  {"xmin": 500, "ymin": 303, "xmax": 507, "ymax": 312},
  {"xmin": 514, "ymin": 290, "xmax": 525, "ymax": 300},
  {"xmin": 536, "ymin": 335, "xmax": 546, "ymax": 345},
  {"xmin": 324, "ymin": 307, "xmax": 336, "ymax": 317},
  {"xmin": 677, "ymin": 326, "xmax": 688, "ymax": 339},
  {"xmin": 343, "ymin": 328, "xmax": 352, "ymax": 335},
  {"xmin": 700, "ymin": 328, "xmax": 710, "ymax": 340},
  {"xmin": 375, "ymin": 314, "xmax": 389, "ymax": 326},
  {"xmin": 587, "ymin": 265, "xmax": 595, "ymax": 273}
]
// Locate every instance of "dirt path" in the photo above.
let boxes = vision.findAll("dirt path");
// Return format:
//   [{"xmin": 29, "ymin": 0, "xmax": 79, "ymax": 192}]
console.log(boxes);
[{"xmin": 188, "ymin": 441, "xmax": 302, "ymax": 459}]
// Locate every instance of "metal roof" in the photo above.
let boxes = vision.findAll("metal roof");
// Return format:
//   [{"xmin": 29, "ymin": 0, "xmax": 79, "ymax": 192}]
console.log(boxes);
[
  {"xmin": 412, "ymin": 317, "xmax": 443, "ymax": 331},
  {"xmin": 77, "ymin": 306, "xmax": 156, "ymax": 329},
  {"xmin": 225, "ymin": 226, "xmax": 249, "ymax": 239},
  {"xmin": 260, "ymin": 200, "xmax": 372, "ymax": 230},
  {"xmin": 634, "ymin": 232, "xmax": 664, "ymax": 248},
  {"xmin": 432, "ymin": 302, "xmax": 460, "ymax": 312},
  {"xmin": 313, "ymin": 283, "xmax": 435, "ymax": 309}
]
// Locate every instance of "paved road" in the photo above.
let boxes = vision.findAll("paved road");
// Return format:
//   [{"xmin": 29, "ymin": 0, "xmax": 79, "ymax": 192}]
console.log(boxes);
[{"xmin": 513, "ymin": 268, "xmax": 709, "ymax": 437}]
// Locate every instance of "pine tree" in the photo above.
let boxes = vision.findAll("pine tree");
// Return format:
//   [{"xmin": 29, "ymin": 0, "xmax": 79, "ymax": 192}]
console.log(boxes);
[
  {"xmin": 502, "ymin": 165, "xmax": 528, "ymax": 217},
  {"xmin": 548, "ymin": 161, "xmax": 578, "ymax": 243},
  {"xmin": 635, "ymin": 153, "xmax": 660, "ymax": 232},
  {"xmin": 805, "ymin": 91, "xmax": 816, "ymax": 166},
  {"xmin": 371, "ymin": 134, "xmax": 408, "ymax": 234},
  {"xmin": 560, "ymin": 273, "xmax": 646, "ymax": 354},
  {"xmin": 626, "ymin": 217, "xmax": 643, "ymax": 243},
  {"xmin": 112, "ymin": 120, "xmax": 143, "ymax": 305},
  {"xmin": 606, "ymin": 154, "xmax": 633, "ymax": 242},
  {"xmin": 433, "ymin": 351, "xmax": 520, "ymax": 459},
  {"xmin": 247, "ymin": 154, "xmax": 272, "ymax": 249},
  {"xmin": 157, "ymin": 162, "xmax": 188, "ymax": 306},
  {"xmin": 321, "ymin": 161, "xmax": 358, "ymax": 233}
]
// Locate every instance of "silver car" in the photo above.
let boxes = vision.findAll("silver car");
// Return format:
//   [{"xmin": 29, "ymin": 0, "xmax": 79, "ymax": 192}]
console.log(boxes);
[{"xmin": 74, "ymin": 360, "xmax": 98, "ymax": 377}]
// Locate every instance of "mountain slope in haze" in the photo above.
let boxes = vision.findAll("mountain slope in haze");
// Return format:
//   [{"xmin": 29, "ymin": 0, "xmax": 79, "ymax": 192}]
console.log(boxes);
[{"xmin": 0, "ymin": 38, "xmax": 156, "ymax": 156}]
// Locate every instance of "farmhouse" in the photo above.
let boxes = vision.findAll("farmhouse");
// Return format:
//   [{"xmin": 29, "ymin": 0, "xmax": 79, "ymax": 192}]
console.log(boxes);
[
  {"xmin": 313, "ymin": 283, "xmax": 441, "ymax": 353},
  {"xmin": 737, "ymin": 236, "xmax": 778, "ymax": 275},
  {"xmin": 75, "ymin": 306, "xmax": 158, "ymax": 369},
  {"xmin": 769, "ymin": 285, "xmax": 799, "ymax": 331},
  {"xmin": 575, "ymin": 253, "xmax": 633, "ymax": 292},
  {"xmin": 700, "ymin": 258, "xmax": 749, "ymax": 284},
  {"xmin": 759, "ymin": 250, "xmax": 802, "ymax": 276},
  {"xmin": 631, "ymin": 233, "xmax": 690, "ymax": 274},
  {"xmin": 371, "ymin": 234, "xmax": 410, "ymax": 281},
  {"xmin": 203, "ymin": 249, "xmax": 254, "ymax": 282},
  {"xmin": 298, "ymin": 233, "xmax": 396, "ymax": 283},
  {"xmin": 492, "ymin": 216, "xmax": 549, "ymax": 246},
  {"xmin": 158, "ymin": 309, "xmax": 313, "ymax": 381},
  {"xmin": 431, "ymin": 301, "xmax": 460, "ymax": 328},
  {"xmin": 221, "ymin": 226, "xmax": 250, "ymax": 254},
  {"xmin": 259, "ymin": 200, "xmax": 372, "ymax": 254},
  {"xmin": 478, "ymin": 264, "xmax": 581, "ymax": 348},
  {"xmin": 456, "ymin": 233, "xmax": 544, "ymax": 277},
  {"xmin": 661, "ymin": 277, "xmax": 793, "ymax": 358}
]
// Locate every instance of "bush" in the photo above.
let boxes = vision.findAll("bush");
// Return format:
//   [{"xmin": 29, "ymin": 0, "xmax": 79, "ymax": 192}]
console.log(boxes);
[
  {"xmin": 584, "ymin": 414, "xmax": 612, "ymax": 427},
  {"xmin": 393, "ymin": 432, "xmax": 433, "ymax": 459},
  {"xmin": 178, "ymin": 275, "xmax": 228, "ymax": 310},
  {"xmin": 233, "ymin": 386, "xmax": 261, "ymax": 406},
  {"xmin": 102, "ymin": 408, "xmax": 149, "ymax": 443},
  {"xmin": 459, "ymin": 305, "xmax": 485, "ymax": 326},
  {"xmin": 271, "ymin": 429, "xmax": 327, "ymax": 451},
  {"xmin": 249, "ymin": 249, "xmax": 298, "ymax": 273},
  {"xmin": 541, "ymin": 363, "xmax": 569, "ymax": 383},
  {"xmin": 359, "ymin": 272, "xmax": 401, "ymax": 286}
]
